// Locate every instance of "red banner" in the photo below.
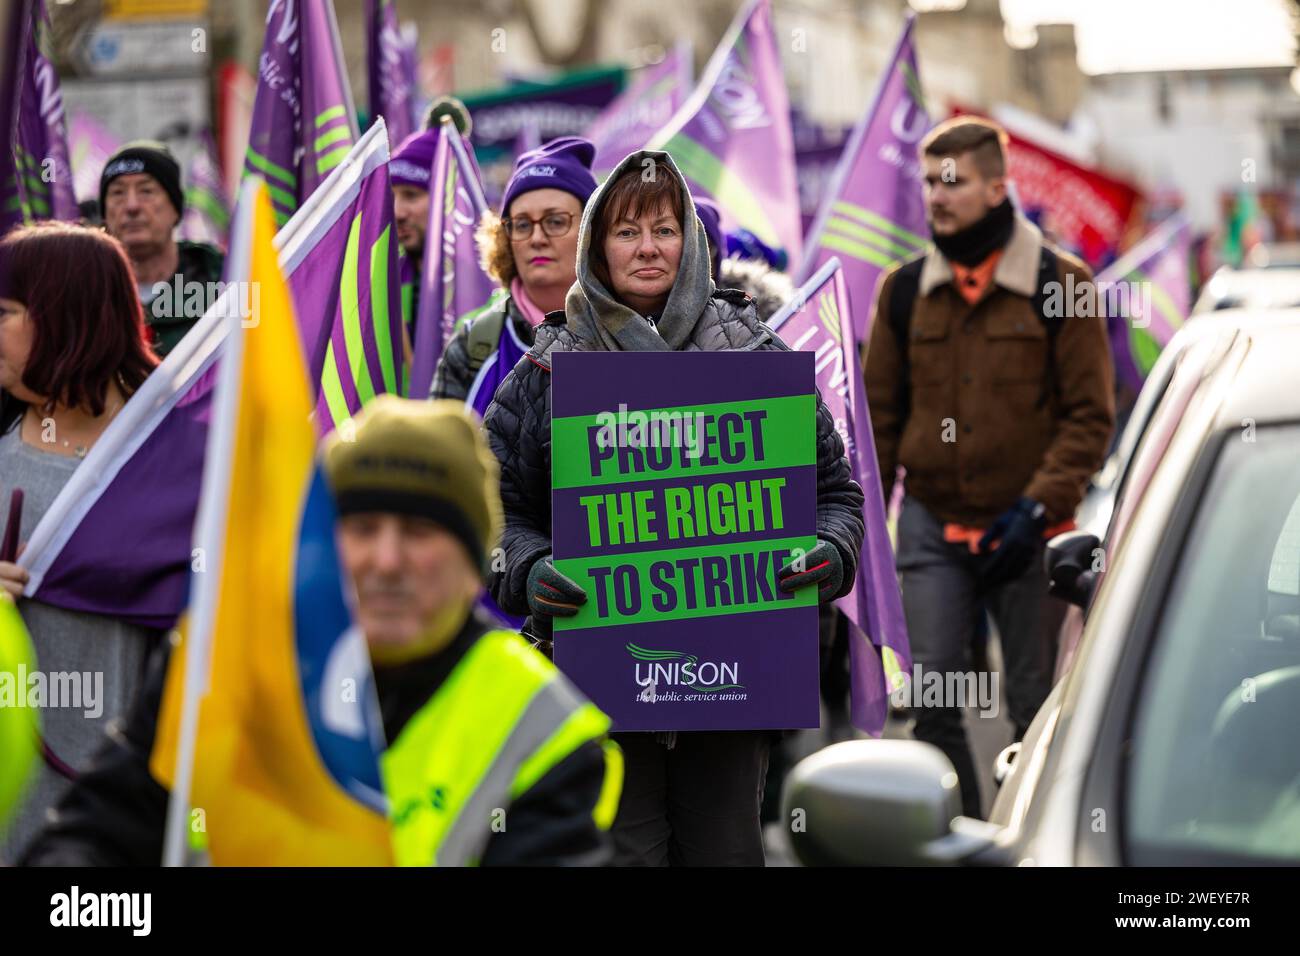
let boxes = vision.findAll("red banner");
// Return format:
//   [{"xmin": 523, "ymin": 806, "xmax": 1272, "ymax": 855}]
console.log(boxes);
[{"xmin": 953, "ymin": 108, "xmax": 1144, "ymax": 268}]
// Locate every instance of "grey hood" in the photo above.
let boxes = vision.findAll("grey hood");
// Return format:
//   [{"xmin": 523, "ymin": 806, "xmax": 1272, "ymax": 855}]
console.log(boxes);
[{"xmin": 562, "ymin": 149, "xmax": 715, "ymax": 352}]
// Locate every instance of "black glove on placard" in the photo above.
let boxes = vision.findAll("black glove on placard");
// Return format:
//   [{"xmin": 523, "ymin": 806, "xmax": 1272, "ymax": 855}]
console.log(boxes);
[
  {"xmin": 526, "ymin": 557, "xmax": 588, "ymax": 619},
  {"xmin": 977, "ymin": 497, "xmax": 1048, "ymax": 591},
  {"xmin": 777, "ymin": 539, "xmax": 845, "ymax": 602}
]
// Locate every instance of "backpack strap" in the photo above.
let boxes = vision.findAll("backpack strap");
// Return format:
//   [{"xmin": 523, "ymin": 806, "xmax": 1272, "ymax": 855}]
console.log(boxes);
[
  {"xmin": 465, "ymin": 302, "xmax": 509, "ymax": 373},
  {"xmin": 886, "ymin": 255, "xmax": 927, "ymax": 426},
  {"xmin": 1030, "ymin": 246, "xmax": 1061, "ymax": 409}
]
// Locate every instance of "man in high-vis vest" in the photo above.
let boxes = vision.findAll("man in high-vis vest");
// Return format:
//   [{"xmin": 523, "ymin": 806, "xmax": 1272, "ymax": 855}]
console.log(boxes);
[{"xmin": 21, "ymin": 398, "xmax": 622, "ymax": 866}]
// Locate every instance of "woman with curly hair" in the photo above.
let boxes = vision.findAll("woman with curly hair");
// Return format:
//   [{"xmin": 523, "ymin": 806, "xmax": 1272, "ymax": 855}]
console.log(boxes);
[{"xmin": 429, "ymin": 137, "xmax": 597, "ymax": 420}]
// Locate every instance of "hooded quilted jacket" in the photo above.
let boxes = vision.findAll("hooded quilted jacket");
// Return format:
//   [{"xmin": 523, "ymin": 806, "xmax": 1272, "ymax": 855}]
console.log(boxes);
[{"xmin": 482, "ymin": 150, "xmax": 865, "ymax": 636}]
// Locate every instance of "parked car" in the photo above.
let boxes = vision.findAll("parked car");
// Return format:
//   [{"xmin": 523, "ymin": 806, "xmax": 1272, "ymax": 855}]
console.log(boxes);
[
  {"xmin": 1192, "ymin": 265, "xmax": 1300, "ymax": 314},
  {"xmin": 784, "ymin": 310, "xmax": 1300, "ymax": 866}
]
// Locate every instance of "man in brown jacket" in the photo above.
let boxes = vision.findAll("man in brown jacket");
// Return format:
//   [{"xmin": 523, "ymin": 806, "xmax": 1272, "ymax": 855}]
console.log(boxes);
[{"xmin": 865, "ymin": 116, "xmax": 1114, "ymax": 818}]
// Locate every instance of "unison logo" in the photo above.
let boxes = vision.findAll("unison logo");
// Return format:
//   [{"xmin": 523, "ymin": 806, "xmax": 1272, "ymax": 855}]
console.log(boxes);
[{"xmin": 629, "ymin": 643, "xmax": 746, "ymax": 702}]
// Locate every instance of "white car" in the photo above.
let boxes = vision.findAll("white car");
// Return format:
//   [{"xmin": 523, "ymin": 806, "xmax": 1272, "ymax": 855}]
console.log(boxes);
[{"xmin": 784, "ymin": 310, "xmax": 1300, "ymax": 866}]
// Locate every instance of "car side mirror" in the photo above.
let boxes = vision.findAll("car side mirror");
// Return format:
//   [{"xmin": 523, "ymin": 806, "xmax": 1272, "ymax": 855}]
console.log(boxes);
[
  {"xmin": 781, "ymin": 740, "xmax": 1004, "ymax": 866},
  {"xmin": 1045, "ymin": 530, "xmax": 1101, "ymax": 609}
]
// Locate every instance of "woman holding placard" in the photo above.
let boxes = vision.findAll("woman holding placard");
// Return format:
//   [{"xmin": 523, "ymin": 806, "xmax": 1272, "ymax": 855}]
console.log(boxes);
[{"xmin": 483, "ymin": 150, "xmax": 865, "ymax": 867}]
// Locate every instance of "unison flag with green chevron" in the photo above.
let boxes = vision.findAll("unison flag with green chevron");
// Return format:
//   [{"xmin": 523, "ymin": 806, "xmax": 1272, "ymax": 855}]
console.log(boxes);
[
  {"xmin": 768, "ymin": 259, "xmax": 911, "ymax": 736},
  {"xmin": 0, "ymin": 0, "xmax": 77, "ymax": 234},
  {"xmin": 647, "ymin": 0, "xmax": 802, "ymax": 267},
  {"xmin": 798, "ymin": 13, "xmax": 930, "ymax": 339},
  {"xmin": 284, "ymin": 122, "xmax": 405, "ymax": 434},
  {"xmin": 1094, "ymin": 214, "xmax": 1192, "ymax": 394},
  {"xmin": 17, "ymin": 124, "xmax": 403, "ymax": 631},
  {"xmin": 244, "ymin": 0, "xmax": 358, "ymax": 227}
]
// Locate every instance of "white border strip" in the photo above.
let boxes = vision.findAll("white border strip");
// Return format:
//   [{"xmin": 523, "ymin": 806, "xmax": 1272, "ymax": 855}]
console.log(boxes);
[{"xmin": 18, "ymin": 122, "xmax": 392, "ymax": 592}]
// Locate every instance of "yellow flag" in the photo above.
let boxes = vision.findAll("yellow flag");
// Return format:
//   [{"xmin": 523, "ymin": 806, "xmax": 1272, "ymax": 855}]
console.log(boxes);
[{"xmin": 151, "ymin": 182, "xmax": 392, "ymax": 865}]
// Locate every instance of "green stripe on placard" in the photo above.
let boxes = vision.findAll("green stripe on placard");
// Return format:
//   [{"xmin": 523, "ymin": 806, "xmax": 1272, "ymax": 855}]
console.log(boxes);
[
  {"xmin": 369, "ymin": 224, "xmax": 398, "ymax": 395},
  {"xmin": 553, "ymin": 535, "xmax": 819, "ymax": 631},
  {"xmin": 818, "ymin": 232, "xmax": 895, "ymax": 269},
  {"xmin": 824, "ymin": 214, "xmax": 914, "ymax": 259},
  {"xmin": 832, "ymin": 200, "xmax": 927, "ymax": 248},
  {"xmin": 551, "ymin": 394, "xmax": 816, "ymax": 489},
  {"xmin": 320, "ymin": 340, "xmax": 352, "ymax": 429},
  {"xmin": 340, "ymin": 213, "xmax": 376, "ymax": 405},
  {"xmin": 314, "ymin": 124, "xmax": 352, "ymax": 154},
  {"xmin": 245, "ymin": 147, "xmax": 296, "ymax": 188},
  {"xmin": 315, "ymin": 105, "xmax": 347, "ymax": 128}
]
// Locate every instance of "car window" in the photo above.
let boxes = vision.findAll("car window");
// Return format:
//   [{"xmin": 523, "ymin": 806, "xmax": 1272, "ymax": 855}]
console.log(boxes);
[
  {"xmin": 1267, "ymin": 494, "xmax": 1300, "ymax": 596},
  {"xmin": 1125, "ymin": 424, "xmax": 1300, "ymax": 864}
]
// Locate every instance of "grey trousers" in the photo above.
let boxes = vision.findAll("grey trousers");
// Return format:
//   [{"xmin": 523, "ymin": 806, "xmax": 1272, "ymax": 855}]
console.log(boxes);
[{"xmin": 895, "ymin": 496, "xmax": 1065, "ymax": 818}]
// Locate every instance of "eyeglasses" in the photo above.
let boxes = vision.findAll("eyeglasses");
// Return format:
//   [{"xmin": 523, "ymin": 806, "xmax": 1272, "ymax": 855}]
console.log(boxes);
[{"xmin": 504, "ymin": 211, "xmax": 575, "ymax": 242}]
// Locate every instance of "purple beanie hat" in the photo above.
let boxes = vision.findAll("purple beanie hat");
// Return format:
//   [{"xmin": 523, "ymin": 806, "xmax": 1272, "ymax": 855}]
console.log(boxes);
[
  {"xmin": 694, "ymin": 198, "xmax": 724, "ymax": 280},
  {"xmin": 500, "ymin": 137, "xmax": 597, "ymax": 215},
  {"xmin": 390, "ymin": 128, "xmax": 440, "ymax": 190}
]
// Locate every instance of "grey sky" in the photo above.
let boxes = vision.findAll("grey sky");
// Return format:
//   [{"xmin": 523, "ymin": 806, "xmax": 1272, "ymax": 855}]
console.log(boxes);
[{"xmin": 996, "ymin": 0, "xmax": 1296, "ymax": 74}]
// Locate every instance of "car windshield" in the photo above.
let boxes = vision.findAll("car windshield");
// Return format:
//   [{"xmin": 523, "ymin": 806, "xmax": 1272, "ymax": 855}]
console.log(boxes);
[{"xmin": 1126, "ymin": 423, "xmax": 1300, "ymax": 864}]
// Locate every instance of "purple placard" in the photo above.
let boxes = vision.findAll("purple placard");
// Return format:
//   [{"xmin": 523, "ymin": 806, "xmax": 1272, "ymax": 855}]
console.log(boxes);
[{"xmin": 551, "ymin": 351, "xmax": 820, "ymax": 731}]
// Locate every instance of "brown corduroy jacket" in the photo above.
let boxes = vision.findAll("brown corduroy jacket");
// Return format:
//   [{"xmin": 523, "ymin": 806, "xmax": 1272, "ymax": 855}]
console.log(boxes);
[{"xmin": 864, "ymin": 213, "xmax": 1115, "ymax": 527}]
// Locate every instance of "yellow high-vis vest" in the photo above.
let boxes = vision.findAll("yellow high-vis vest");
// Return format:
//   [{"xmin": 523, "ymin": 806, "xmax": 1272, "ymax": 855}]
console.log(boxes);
[{"xmin": 381, "ymin": 629, "xmax": 622, "ymax": 866}]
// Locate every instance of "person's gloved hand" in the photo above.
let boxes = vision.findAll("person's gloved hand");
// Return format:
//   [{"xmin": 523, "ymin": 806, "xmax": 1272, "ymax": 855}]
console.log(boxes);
[
  {"xmin": 777, "ymin": 540, "xmax": 844, "ymax": 602},
  {"xmin": 977, "ymin": 497, "xmax": 1048, "ymax": 590},
  {"xmin": 526, "ymin": 557, "xmax": 588, "ymax": 619}
]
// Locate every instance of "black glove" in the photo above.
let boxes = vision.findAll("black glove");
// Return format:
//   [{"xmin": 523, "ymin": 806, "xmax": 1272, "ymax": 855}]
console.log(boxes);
[
  {"xmin": 977, "ymin": 497, "xmax": 1048, "ymax": 591},
  {"xmin": 777, "ymin": 540, "xmax": 845, "ymax": 602},
  {"xmin": 526, "ymin": 557, "xmax": 588, "ymax": 619}
]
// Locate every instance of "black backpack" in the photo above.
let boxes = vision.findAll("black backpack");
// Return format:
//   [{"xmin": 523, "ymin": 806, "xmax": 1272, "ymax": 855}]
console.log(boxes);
[{"xmin": 886, "ymin": 246, "xmax": 1061, "ymax": 413}]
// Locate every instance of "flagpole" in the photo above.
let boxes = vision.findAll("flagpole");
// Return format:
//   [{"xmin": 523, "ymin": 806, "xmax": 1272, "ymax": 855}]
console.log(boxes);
[
  {"xmin": 325, "ymin": 0, "xmax": 360, "ymax": 141},
  {"xmin": 650, "ymin": 0, "xmax": 760, "ymax": 147},
  {"xmin": 445, "ymin": 119, "xmax": 488, "ymax": 217},
  {"xmin": 161, "ymin": 180, "xmax": 258, "ymax": 867},
  {"xmin": 409, "ymin": 124, "xmax": 454, "ymax": 398},
  {"xmin": 768, "ymin": 256, "xmax": 843, "ymax": 333},
  {"xmin": 1095, "ymin": 213, "xmax": 1189, "ymax": 284},
  {"xmin": 798, "ymin": 13, "xmax": 917, "ymax": 284}
]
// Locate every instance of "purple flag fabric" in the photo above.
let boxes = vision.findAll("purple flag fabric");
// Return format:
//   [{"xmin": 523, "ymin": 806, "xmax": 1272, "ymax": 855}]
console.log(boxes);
[
  {"xmin": 67, "ymin": 112, "xmax": 120, "ymax": 203},
  {"xmin": 769, "ymin": 258, "xmax": 911, "ymax": 735},
  {"xmin": 587, "ymin": 42, "xmax": 693, "ymax": 178},
  {"xmin": 180, "ymin": 130, "xmax": 232, "ymax": 252},
  {"xmin": 366, "ymin": 0, "xmax": 416, "ymax": 148},
  {"xmin": 648, "ymin": 0, "xmax": 801, "ymax": 266},
  {"xmin": 799, "ymin": 14, "xmax": 931, "ymax": 339},
  {"xmin": 20, "ymin": 128, "xmax": 400, "ymax": 628},
  {"xmin": 1095, "ymin": 215, "xmax": 1192, "ymax": 394},
  {"xmin": 1, "ymin": 0, "xmax": 76, "ymax": 233},
  {"xmin": 283, "ymin": 124, "xmax": 406, "ymax": 434},
  {"xmin": 408, "ymin": 120, "xmax": 494, "ymax": 399},
  {"xmin": 244, "ymin": 0, "xmax": 358, "ymax": 228}
]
